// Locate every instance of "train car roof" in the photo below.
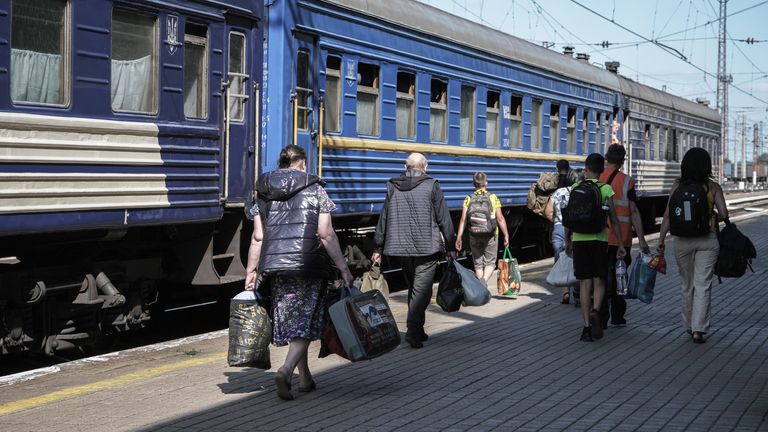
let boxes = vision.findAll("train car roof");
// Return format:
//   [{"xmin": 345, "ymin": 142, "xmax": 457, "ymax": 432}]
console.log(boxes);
[
  {"xmin": 324, "ymin": 0, "xmax": 720, "ymax": 122},
  {"xmin": 617, "ymin": 76, "xmax": 721, "ymax": 122}
]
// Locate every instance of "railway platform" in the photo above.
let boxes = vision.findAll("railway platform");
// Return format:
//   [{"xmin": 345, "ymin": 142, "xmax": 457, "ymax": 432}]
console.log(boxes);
[{"xmin": 1, "ymin": 214, "xmax": 767, "ymax": 432}]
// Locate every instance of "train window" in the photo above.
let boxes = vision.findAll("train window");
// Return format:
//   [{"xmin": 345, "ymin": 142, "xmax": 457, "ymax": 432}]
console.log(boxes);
[
  {"xmin": 666, "ymin": 129, "xmax": 676, "ymax": 161},
  {"xmin": 11, "ymin": 0, "xmax": 69, "ymax": 106},
  {"xmin": 580, "ymin": 111, "xmax": 588, "ymax": 154},
  {"xmin": 552, "ymin": 104, "xmax": 562, "ymax": 153},
  {"xmin": 396, "ymin": 72, "xmax": 416, "ymax": 139},
  {"xmin": 325, "ymin": 56, "xmax": 341, "ymax": 133},
  {"xmin": 357, "ymin": 63, "xmax": 379, "ymax": 136},
  {"xmin": 296, "ymin": 50, "xmax": 310, "ymax": 130},
  {"xmin": 596, "ymin": 113, "xmax": 603, "ymax": 153},
  {"xmin": 509, "ymin": 96, "xmax": 522, "ymax": 149},
  {"xmin": 460, "ymin": 85, "xmax": 475, "ymax": 145},
  {"xmin": 486, "ymin": 91, "xmax": 500, "ymax": 148},
  {"xmin": 184, "ymin": 23, "xmax": 208, "ymax": 119},
  {"xmin": 228, "ymin": 33, "xmax": 247, "ymax": 122},
  {"xmin": 655, "ymin": 126, "xmax": 662, "ymax": 161},
  {"xmin": 111, "ymin": 10, "xmax": 158, "ymax": 114},
  {"xmin": 644, "ymin": 124, "xmax": 651, "ymax": 160},
  {"xmin": 430, "ymin": 78, "xmax": 447, "ymax": 142},
  {"xmin": 531, "ymin": 100, "xmax": 542, "ymax": 151}
]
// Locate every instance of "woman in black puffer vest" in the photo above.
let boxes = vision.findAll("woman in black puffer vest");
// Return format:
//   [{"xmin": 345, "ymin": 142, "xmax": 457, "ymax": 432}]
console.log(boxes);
[{"xmin": 245, "ymin": 145, "xmax": 353, "ymax": 401}]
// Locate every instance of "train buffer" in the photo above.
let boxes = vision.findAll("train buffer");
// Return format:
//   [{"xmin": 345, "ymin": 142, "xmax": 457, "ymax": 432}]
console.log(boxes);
[{"xmin": 0, "ymin": 214, "xmax": 766, "ymax": 431}]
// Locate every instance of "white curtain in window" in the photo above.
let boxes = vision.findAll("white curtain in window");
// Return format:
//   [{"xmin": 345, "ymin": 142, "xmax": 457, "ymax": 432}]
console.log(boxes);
[
  {"xmin": 430, "ymin": 108, "xmax": 445, "ymax": 141},
  {"xmin": 357, "ymin": 93, "xmax": 377, "ymax": 136},
  {"xmin": 11, "ymin": 49, "xmax": 61, "ymax": 104},
  {"xmin": 396, "ymin": 99, "xmax": 414, "ymax": 138},
  {"xmin": 325, "ymin": 77, "xmax": 340, "ymax": 132},
  {"xmin": 111, "ymin": 56, "xmax": 153, "ymax": 112},
  {"xmin": 510, "ymin": 119, "xmax": 521, "ymax": 148},
  {"xmin": 486, "ymin": 113, "xmax": 499, "ymax": 147},
  {"xmin": 184, "ymin": 75, "xmax": 200, "ymax": 118}
]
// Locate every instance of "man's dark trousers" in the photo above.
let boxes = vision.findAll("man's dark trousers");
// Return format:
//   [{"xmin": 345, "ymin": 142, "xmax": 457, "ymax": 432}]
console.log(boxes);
[
  {"xmin": 398, "ymin": 255, "xmax": 439, "ymax": 337},
  {"xmin": 600, "ymin": 244, "xmax": 630, "ymax": 326}
]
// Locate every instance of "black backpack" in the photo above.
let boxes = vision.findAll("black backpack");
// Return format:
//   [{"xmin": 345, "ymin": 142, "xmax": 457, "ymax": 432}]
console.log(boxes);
[
  {"xmin": 562, "ymin": 180, "xmax": 607, "ymax": 234},
  {"xmin": 668, "ymin": 181, "xmax": 710, "ymax": 237},
  {"xmin": 715, "ymin": 220, "xmax": 756, "ymax": 280},
  {"xmin": 467, "ymin": 192, "xmax": 496, "ymax": 236}
]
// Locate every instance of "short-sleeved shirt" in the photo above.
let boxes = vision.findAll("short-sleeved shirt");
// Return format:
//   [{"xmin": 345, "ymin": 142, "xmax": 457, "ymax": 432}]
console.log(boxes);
[
  {"xmin": 551, "ymin": 186, "xmax": 570, "ymax": 226},
  {"xmin": 463, "ymin": 190, "xmax": 502, "ymax": 235},
  {"xmin": 250, "ymin": 184, "xmax": 335, "ymax": 217},
  {"xmin": 571, "ymin": 179, "xmax": 614, "ymax": 243}
]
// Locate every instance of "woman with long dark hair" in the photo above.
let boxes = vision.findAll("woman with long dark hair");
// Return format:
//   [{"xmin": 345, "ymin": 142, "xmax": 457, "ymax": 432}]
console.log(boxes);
[
  {"xmin": 658, "ymin": 147, "xmax": 728, "ymax": 344},
  {"xmin": 245, "ymin": 145, "xmax": 354, "ymax": 400}
]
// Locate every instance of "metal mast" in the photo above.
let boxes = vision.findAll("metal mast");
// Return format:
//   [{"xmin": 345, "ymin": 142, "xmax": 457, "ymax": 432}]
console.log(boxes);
[{"xmin": 716, "ymin": 0, "xmax": 729, "ymax": 181}]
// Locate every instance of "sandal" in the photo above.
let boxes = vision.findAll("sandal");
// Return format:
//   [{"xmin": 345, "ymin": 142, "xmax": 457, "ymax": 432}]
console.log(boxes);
[{"xmin": 562, "ymin": 292, "xmax": 570, "ymax": 304}]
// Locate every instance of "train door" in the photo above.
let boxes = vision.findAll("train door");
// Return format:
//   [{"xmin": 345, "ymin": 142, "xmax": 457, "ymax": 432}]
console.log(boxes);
[
  {"xmin": 223, "ymin": 25, "xmax": 256, "ymax": 203},
  {"xmin": 293, "ymin": 34, "xmax": 320, "ymax": 174}
]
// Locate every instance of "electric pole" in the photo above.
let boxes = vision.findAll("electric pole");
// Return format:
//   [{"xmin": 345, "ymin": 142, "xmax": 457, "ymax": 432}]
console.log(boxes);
[
  {"xmin": 754, "ymin": 123, "xmax": 759, "ymax": 189},
  {"xmin": 716, "ymin": 0, "xmax": 729, "ymax": 182},
  {"xmin": 742, "ymin": 115, "xmax": 747, "ymax": 186}
]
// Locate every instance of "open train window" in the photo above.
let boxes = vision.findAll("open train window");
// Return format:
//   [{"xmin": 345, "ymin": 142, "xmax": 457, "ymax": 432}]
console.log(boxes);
[
  {"xmin": 666, "ymin": 128, "xmax": 676, "ymax": 161},
  {"xmin": 184, "ymin": 23, "xmax": 208, "ymax": 119},
  {"xmin": 486, "ymin": 91, "xmax": 500, "ymax": 148},
  {"xmin": 460, "ymin": 85, "xmax": 475, "ymax": 144},
  {"xmin": 111, "ymin": 9, "xmax": 158, "ymax": 114},
  {"xmin": 509, "ymin": 96, "xmax": 522, "ymax": 149},
  {"xmin": 396, "ymin": 72, "xmax": 415, "ymax": 139},
  {"xmin": 325, "ymin": 55, "xmax": 341, "ymax": 133},
  {"xmin": 430, "ymin": 78, "xmax": 447, "ymax": 142},
  {"xmin": 531, "ymin": 100, "xmax": 542, "ymax": 151},
  {"xmin": 11, "ymin": 0, "xmax": 69, "ymax": 106},
  {"xmin": 357, "ymin": 62, "xmax": 379, "ymax": 136},
  {"xmin": 550, "ymin": 104, "xmax": 561, "ymax": 153},
  {"xmin": 580, "ymin": 111, "xmax": 588, "ymax": 154},
  {"xmin": 296, "ymin": 50, "xmax": 310, "ymax": 130}
]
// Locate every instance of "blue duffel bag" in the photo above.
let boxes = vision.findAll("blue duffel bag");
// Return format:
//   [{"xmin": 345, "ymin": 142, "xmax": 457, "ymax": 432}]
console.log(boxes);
[{"xmin": 453, "ymin": 260, "xmax": 491, "ymax": 306}]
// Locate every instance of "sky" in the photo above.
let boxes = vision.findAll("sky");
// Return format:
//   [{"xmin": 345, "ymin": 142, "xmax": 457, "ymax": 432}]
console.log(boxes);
[{"xmin": 417, "ymin": 0, "xmax": 768, "ymax": 162}]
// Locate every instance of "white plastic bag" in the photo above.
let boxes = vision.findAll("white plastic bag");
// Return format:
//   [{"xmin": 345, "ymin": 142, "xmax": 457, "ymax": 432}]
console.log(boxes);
[{"xmin": 546, "ymin": 252, "xmax": 578, "ymax": 287}]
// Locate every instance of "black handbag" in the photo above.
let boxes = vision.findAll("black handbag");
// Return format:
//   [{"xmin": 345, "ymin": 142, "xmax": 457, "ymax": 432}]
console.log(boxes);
[{"xmin": 437, "ymin": 259, "xmax": 463, "ymax": 312}]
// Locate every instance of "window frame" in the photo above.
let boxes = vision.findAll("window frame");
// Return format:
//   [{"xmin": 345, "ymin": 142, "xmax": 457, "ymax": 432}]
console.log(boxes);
[
  {"xmin": 580, "ymin": 110, "xmax": 588, "ymax": 154},
  {"xmin": 551, "ymin": 103, "xmax": 562, "ymax": 153},
  {"xmin": 396, "ymin": 71, "xmax": 416, "ymax": 140},
  {"xmin": 324, "ymin": 54, "xmax": 342, "ymax": 133},
  {"xmin": 356, "ymin": 61, "xmax": 380, "ymax": 137},
  {"xmin": 295, "ymin": 49, "xmax": 311, "ymax": 131},
  {"xmin": 430, "ymin": 77, "xmax": 448, "ymax": 142},
  {"xmin": 183, "ymin": 25, "xmax": 209, "ymax": 120},
  {"xmin": 459, "ymin": 84, "xmax": 475, "ymax": 145},
  {"xmin": 111, "ymin": 8, "xmax": 160, "ymax": 115},
  {"xmin": 486, "ymin": 90, "xmax": 500, "ymax": 148},
  {"xmin": 531, "ymin": 99, "xmax": 542, "ymax": 151},
  {"xmin": 226, "ymin": 31, "xmax": 248, "ymax": 123},
  {"xmin": 10, "ymin": 0, "xmax": 72, "ymax": 107}
]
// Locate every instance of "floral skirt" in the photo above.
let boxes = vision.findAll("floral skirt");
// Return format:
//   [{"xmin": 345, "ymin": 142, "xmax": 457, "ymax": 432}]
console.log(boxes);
[{"xmin": 270, "ymin": 275, "xmax": 327, "ymax": 346}]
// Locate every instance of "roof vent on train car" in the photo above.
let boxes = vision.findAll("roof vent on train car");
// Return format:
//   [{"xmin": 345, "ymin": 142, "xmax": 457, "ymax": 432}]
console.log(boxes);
[
  {"xmin": 576, "ymin": 53, "xmax": 590, "ymax": 62},
  {"xmin": 605, "ymin": 61, "xmax": 620, "ymax": 73},
  {"xmin": 563, "ymin": 46, "xmax": 575, "ymax": 57},
  {"xmin": 695, "ymin": 97, "xmax": 711, "ymax": 106}
]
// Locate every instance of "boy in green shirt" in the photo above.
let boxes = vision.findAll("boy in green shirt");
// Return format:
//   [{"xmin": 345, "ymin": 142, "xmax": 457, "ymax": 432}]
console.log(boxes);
[{"xmin": 564, "ymin": 154, "xmax": 626, "ymax": 342}]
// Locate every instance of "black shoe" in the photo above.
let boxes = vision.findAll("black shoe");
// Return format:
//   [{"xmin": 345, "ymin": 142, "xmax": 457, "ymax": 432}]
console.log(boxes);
[
  {"xmin": 692, "ymin": 332, "xmax": 705, "ymax": 344},
  {"xmin": 562, "ymin": 292, "xmax": 570, "ymax": 304},
  {"xmin": 580, "ymin": 326, "xmax": 594, "ymax": 342},
  {"xmin": 590, "ymin": 310, "xmax": 603, "ymax": 339},
  {"xmin": 420, "ymin": 332, "xmax": 429, "ymax": 342},
  {"xmin": 611, "ymin": 318, "xmax": 627, "ymax": 327},
  {"xmin": 405, "ymin": 334, "xmax": 423, "ymax": 349}
]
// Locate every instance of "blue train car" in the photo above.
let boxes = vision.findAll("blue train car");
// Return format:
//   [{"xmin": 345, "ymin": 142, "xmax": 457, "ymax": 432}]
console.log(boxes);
[
  {"xmin": 263, "ymin": 0, "xmax": 720, "ymax": 246},
  {"xmin": 0, "ymin": 0, "xmax": 261, "ymax": 355}
]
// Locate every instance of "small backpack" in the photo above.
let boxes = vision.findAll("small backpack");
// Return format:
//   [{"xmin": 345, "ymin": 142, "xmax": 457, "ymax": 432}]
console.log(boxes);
[
  {"xmin": 562, "ymin": 180, "xmax": 607, "ymax": 234},
  {"xmin": 715, "ymin": 220, "xmax": 756, "ymax": 280},
  {"xmin": 668, "ymin": 181, "xmax": 710, "ymax": 237},
  {"xmin": 467, "ymin": 192, "xmax": 497, "ymax": 236},
  {"xmin": 527, "ymin": 172, "xmax": 560, "ymax": 218}
]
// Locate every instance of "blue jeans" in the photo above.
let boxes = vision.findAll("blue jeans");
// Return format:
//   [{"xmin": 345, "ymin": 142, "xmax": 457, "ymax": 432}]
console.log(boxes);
[{"xmin": 551, "ymin": 223, "xmax": 566, "ymax": 258}]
